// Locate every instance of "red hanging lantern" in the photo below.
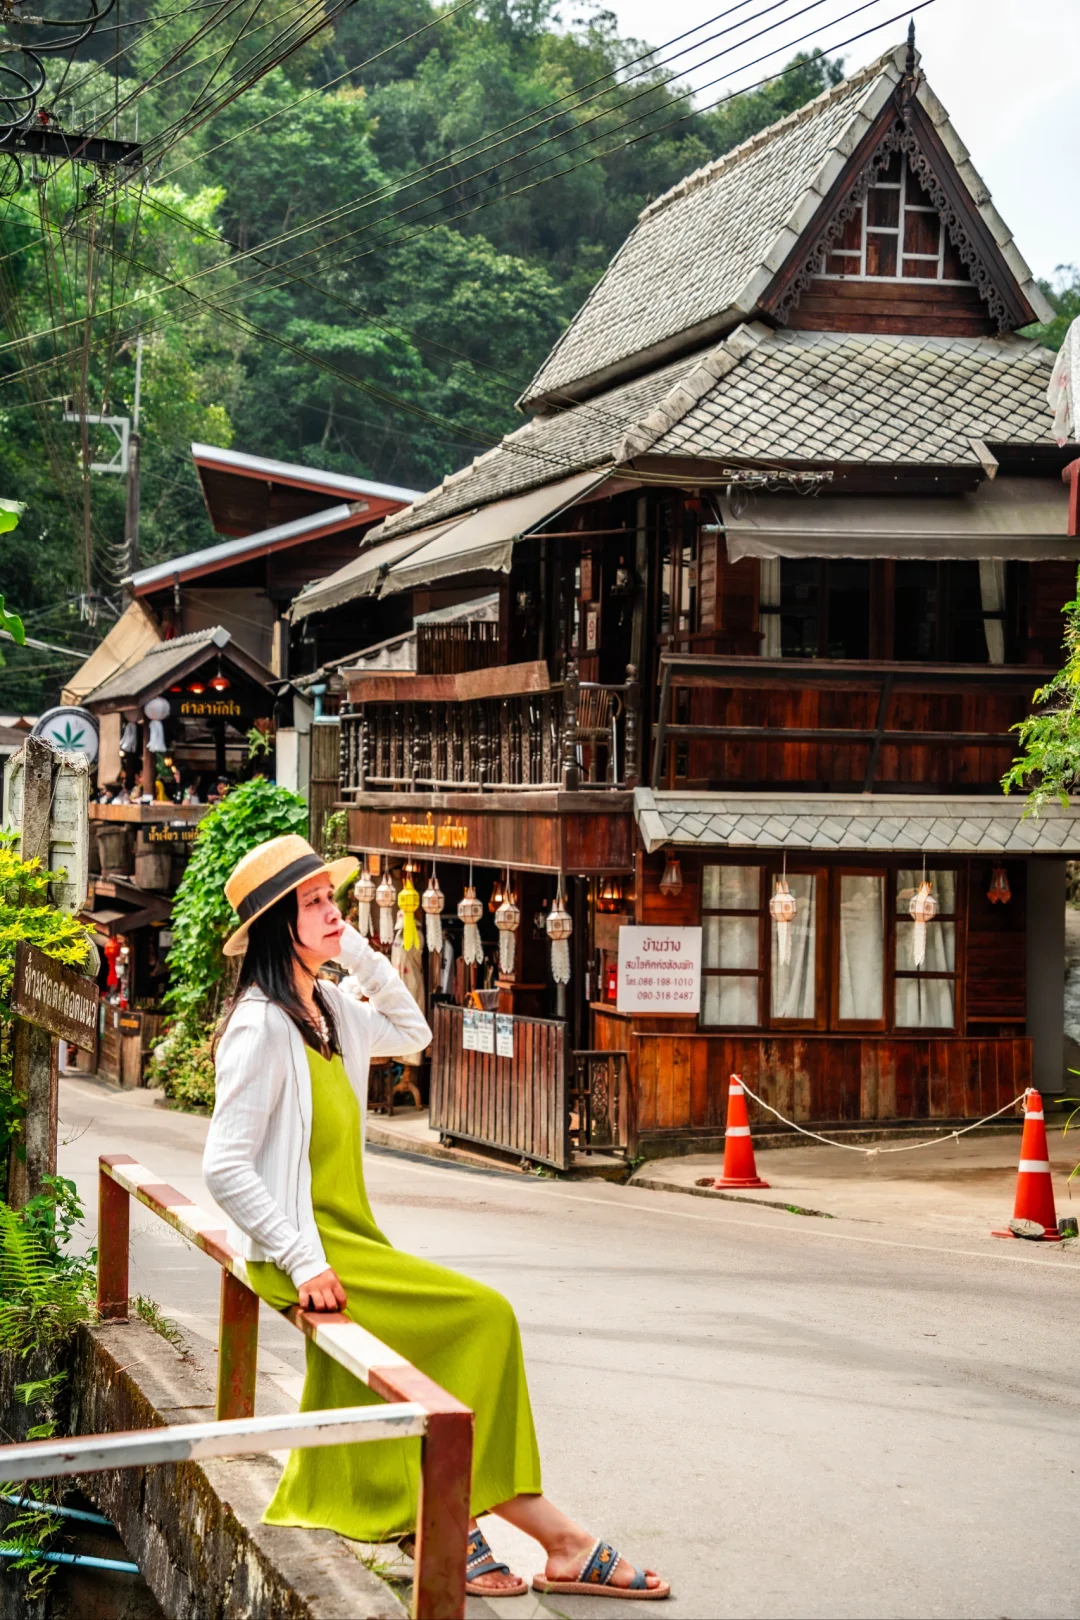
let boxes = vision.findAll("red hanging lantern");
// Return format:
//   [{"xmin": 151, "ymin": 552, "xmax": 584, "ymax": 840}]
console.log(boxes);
[
  {"xmin": 103, "ymin": 934, "xmax": 122, "ymax": 993},
  {"xmin": 988, "ymin": 866, "xmax": 1012, "ymax": 905}
]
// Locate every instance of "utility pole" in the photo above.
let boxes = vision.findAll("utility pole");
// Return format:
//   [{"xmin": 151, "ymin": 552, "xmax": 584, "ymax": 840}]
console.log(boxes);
[{"xmin": 124, "ymin": 334, "xmax": 143, "ymax": 576}]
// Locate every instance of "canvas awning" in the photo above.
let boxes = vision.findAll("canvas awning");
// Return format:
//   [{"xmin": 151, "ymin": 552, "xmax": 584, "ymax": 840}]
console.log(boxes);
[
  {"xmin": 61, "ymin": 599, "xmax": 161, "ymax": 706},
  {"xmin": 720, "ymin": 477, "xmax": 1074, "ymax": 562},
  {"xmin": 379, "ymin": 469, "xmax": 611, "ymax": 597},
  {"xmin": 289, "ymin": 515, "xmax": 471, "ymax": 621}
]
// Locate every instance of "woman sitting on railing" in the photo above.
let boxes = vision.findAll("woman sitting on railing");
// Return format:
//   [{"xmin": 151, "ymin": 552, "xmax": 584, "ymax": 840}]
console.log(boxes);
[{"xmin": 203, "ymin": 834, "xmax": 669, "ymax": 1602}]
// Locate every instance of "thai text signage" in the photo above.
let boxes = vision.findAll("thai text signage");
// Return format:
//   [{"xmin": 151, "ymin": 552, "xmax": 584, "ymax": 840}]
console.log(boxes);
[
  {"xmin": 616, "ymin": 926, "xmax": 701, "ymax": 1015},
  {"xmin": 12, "ymin": 940, "xmax": 100, "ymax": 1059},
  {"xmin": 389, "ymin": 812, "xmax": 468, "ymax": 850}
]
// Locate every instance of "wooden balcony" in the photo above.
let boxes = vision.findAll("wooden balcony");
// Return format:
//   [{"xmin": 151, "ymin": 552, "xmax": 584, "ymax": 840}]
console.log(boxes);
[
  {"xmin": 652, "ymin": 654, "xmax": 1044, "ymax": 793},
  {"xmin": 340, "ymin": 659, "xmax": 640, "ymax": 795}
]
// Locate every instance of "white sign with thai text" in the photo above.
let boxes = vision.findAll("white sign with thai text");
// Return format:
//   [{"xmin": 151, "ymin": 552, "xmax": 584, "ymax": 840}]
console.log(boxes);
[{"xmin": 616, "ymin": 926, "xmax": 701, "ymax": 1015}]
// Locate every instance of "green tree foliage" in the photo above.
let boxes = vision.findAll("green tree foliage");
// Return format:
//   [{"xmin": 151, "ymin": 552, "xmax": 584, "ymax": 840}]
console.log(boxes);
[
  {"xmin": 1022, "ymin": 264, "xmax": 1080, "ymax": 352},
  {"xmin": 0, "ymin": 837, "xmax": 94, "ymax": 1173},
  {"xmin": 164, "ymin": 777, "xmax": 308, "ymax": 1027},
  {"xmin": 0, "ymin": 0, "xmax": 847, "ymax": 710}
]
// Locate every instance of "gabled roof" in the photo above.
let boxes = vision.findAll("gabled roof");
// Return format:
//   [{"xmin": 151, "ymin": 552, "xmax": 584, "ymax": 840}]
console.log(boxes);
[
  {"xmin": 376, "ymin": 324, "xmax": 1059, "ymax": 542},
  {"xmin": 191, "ymin": 443, "xmax": 419, "ymax": 506},
  {"xmin": 61, "ymin": 598, "xmax": 161, "ymax": 705},
  {"xmin": 83, "ymin": 626, "xmax": 275, "ymax": 710},
  {"xmin": 126, "ymin": 504, "xmax": 371, "ymax": 595},
  {"xmin": 520, "ymin": 41, "xmax": 1051, "ymax": 411}
]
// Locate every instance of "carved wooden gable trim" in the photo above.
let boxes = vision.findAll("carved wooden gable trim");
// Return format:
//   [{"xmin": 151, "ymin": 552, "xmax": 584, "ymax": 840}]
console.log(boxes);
[{"xmin": 765, "ymin": 95, "xmax": 1035, "ymax": 334}]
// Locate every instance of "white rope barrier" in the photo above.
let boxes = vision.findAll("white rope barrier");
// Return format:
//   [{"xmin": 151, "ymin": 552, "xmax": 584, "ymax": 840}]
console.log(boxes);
[{"xmin": 735, "ymin": 1078, "xmax": 1030, "ymax": 1159}]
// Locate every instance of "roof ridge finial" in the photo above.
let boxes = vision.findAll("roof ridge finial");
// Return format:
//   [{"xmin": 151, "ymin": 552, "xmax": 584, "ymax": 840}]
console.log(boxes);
[{"xmin": 905, "ymin": 17, "xmax": 916, "ymax": 76}]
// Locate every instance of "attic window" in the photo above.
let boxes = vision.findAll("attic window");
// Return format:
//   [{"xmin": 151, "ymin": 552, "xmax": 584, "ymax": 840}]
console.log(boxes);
[{"xmin": 820, "ymin": 151, "xmax": 971, "ymax": 284}]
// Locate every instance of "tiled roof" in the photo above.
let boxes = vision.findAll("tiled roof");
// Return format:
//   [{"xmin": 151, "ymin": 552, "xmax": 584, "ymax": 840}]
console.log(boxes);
[
  {"xmin": 640, "ymin": 328, "xmax": 1057, "ymax": 466},
  {"xmin": 520, "ymin": 43, "xmax": 1051, "ymax": 409},
  {"xmin": 84, "ymin": 627, "xmax": 248, "ymax": 707},
  {"xmin": 634, "ymin": 789, "xmax": 1080, "ymax": 856},
  {"xmin": 377, "ymin": 324, "xmax": 1056, "ymax": 540}
]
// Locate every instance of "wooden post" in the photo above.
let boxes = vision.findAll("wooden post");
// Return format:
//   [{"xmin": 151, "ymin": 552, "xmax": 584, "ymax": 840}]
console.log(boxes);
[
  {"xmin": 97, "ymin": 1161, "xmax": 131, "ymax": 1321},
  {"xmin": 216, "ymin": 1270, "xmax": 260, "ymax": 1421},
  {"xmin": 8, "ymin": 736, "xmax": 58, "ymax": 1206},
  {"xmin": 624, "ymin": 663, "xmax": 640, "ymax": 788},
  {"xmin": 561, "ymin": 657, "xmax": 580, "ymax": 791}
]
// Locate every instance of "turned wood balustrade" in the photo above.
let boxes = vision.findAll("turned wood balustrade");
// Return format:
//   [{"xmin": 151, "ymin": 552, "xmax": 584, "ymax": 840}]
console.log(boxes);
[{"xmin": 339, "ymin": 660, "xmax": 641, "ymax": 794}]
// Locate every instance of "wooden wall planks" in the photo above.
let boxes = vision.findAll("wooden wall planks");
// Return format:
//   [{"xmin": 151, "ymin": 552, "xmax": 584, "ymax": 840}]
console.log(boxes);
[{"xmin": 429, "ymin": 1003, "xmax": 569, "ymax": 1168}]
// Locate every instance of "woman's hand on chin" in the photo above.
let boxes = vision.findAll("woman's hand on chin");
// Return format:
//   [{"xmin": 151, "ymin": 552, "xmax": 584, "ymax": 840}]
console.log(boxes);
[{"xmin": 298, "ymin": 1268, "xmax": 347, "ymax": 1312}]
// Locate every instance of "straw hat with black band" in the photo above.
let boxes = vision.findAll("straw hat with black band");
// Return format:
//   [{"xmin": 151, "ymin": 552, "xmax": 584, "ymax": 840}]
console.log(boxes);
[{"xmin": 223, "ymin": 834, "xmax": 358, "ymax": 957}]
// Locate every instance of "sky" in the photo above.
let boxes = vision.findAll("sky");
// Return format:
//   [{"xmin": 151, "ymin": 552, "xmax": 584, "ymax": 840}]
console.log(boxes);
[{"xmin": 601, "ymin": 0, "xmax": 1080, "ymax": 285}]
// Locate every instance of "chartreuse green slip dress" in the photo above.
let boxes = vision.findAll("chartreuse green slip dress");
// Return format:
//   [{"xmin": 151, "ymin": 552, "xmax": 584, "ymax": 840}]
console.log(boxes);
[{"xmin": 246, "ymin": 1044, "xmax": 542, "ymax": 1541}]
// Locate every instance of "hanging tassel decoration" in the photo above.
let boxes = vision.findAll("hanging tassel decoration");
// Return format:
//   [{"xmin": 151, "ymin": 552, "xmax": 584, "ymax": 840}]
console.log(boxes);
[
  {"xmin": 768, "ymin": 876, "xmax": 798, "ymax": 967},
  {"xmin": 908, "ymin": 880, "xmax": 937, "ymax": 969},
  {"xmin": 354, "ymin": 868, "xmax": 376, "ymax": 937},
  {"xmin": 495, "ymin": 877, "xmax": 521, "ymax": 976},
  {"xmin": 399, "ymin": 876, "xmax": 421, "ymax": 952},
  {"xmin": 546, "ymin": 883, "xmax": 572, "ymax": 985},
  {"xmin": 422, "ymin": 869, "xmax": 445, "ymax": 953},
  {"xmin": 376, "ymin": 871, "xmax": 397, "ymax": 946},
  {"xmin": 458, "ymin": 884, "xmax": 484, "ymax": 965}
]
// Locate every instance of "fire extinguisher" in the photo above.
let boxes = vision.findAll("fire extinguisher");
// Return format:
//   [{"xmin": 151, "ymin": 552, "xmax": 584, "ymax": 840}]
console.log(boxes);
[{"xmin": 605, "ymin": 962, "xmax": 618, "ymax": 1003}]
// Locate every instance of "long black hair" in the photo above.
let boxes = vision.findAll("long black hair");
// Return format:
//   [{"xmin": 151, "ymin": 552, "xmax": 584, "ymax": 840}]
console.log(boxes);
[{"xmin": 218, "ymin": 886, "xmax": 340, "ymax": 1055}]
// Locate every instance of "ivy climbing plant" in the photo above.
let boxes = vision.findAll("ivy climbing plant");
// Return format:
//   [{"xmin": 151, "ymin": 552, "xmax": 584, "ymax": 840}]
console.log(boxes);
[{"xmin": 163, "ymin": 777, "xmax": 308, "ymax": 1028}]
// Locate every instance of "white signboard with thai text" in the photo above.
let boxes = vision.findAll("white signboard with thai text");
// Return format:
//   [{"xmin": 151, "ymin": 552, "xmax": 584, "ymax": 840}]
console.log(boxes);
[{"xmin": 616, "ymin": 926, "xmax": 701, "ymax": 1015}]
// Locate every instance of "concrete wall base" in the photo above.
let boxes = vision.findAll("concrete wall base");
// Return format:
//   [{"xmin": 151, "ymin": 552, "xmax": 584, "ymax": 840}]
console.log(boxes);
[{"xmin": 68, "ymin": 1321, "xmax": 407, "ymax": 1620}]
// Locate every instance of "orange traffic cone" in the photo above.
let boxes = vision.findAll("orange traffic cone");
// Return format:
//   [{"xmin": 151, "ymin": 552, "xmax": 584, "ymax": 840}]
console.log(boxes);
[
  {"xmin": 992, "ymin": 1088, "xmax": 1061, "ymax": 1241},
  {"xmin": 713, "ymin": 1074, "xmax": 770, "ymax": 1189}
]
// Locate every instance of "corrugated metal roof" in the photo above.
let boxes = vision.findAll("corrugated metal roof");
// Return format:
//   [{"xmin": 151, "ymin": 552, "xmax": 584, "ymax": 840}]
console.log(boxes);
[
  {"xmin": 191, "ymin": 442, "xmax": 420, "ymax": 505},
  {"xmin": 126, "ymin": 505, "xmax": 363, "ymax": 593}
]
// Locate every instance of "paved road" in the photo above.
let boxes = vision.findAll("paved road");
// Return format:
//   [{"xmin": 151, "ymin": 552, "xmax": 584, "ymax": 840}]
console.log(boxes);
[{"xmin": 60, "ymin": 1076, "xmax": 1080, "ymax": 1619}]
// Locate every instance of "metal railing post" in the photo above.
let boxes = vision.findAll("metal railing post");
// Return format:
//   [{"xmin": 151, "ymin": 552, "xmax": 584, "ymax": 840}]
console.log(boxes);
[
  {"xmin": 216, "ymin": 1270, "xmax": 260, "ymax": 1421},
  {"xmin": 97, "ymin": 1155, "xmax": 132, "ymax": 1321},
  {"xmin": 369, "ymin": 1364, "xmax": 472, "ymax": 1620}
]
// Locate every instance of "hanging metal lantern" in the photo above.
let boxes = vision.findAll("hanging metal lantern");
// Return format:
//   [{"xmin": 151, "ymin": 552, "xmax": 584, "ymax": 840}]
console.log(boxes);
[
  {"xmin": 546, "ymin": 883, "xmax": 572, "ymax": 985},
  {"xmin": 458, "ymin": 876, "xmax": 484, "ymax": 966},
  {"xmin": 495, "ymin": 876, "xmax": 521, "ymax": 975},
  {"xmin": 376, "ymin": 871, "xmax": 397, "ymax": 946},
  {"xmin": 422, "ymin": 869, "xmax": 445, "ymax": 952},
  {"xmin": 399, "ymin": 876, "xmax": 421, "ymax": 952},
  {"xmin": 769, "ymin": 876, "xmax": 798, "ymax": 967},
  {"xmin": 658, "ymin": 851, "xmax": 683, "ymax": 899},
  {"xmin": 908, "ymin": 880, "xmax": 938, "ymax": 968},
  {"xmin": 988, "ymin": 866, "xmax": 1012, "ymax": 905},
  {"xmin": 354, "ymin": 868, "xmax": 376, "ymax": 937},
  {"xmin": 488, "ymin": 873, "xmax": 505, "ymax": 913}
]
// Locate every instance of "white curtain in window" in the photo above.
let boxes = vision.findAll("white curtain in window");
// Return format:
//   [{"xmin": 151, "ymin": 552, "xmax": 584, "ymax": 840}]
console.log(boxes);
[
  {"xmin": 895, "ymin": 868, "xmax": 956, "ymax": 1027},
  {"xmin": 770, "ymin": 873, "xmax": 815, "ymax": 1019},
  {"xmin": 978, "ymin": 559, "xmax": 1006, "ymax": 665},
  {"xmin": 838, "ymin": 875, "xmax": 884, "ymax": 1020},
  {"xmin": 759, "ymin": 557, "xmax": 781, "ymax": 657}
]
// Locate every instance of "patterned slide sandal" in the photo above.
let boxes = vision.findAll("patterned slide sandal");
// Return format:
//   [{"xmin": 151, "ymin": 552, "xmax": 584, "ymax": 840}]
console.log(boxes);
[
  {"xmin": 466, "ymin": 1525, "xmax": 528, "ymax": 1598},
  {"xmin": 533, "ymin": 1538, "xmax": 671, "ymax": 1600}
]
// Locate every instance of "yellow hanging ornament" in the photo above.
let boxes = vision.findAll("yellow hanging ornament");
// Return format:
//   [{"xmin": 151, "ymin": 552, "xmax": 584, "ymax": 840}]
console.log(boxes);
[{"xmin": 399, "ymin": 876, "xmax": 421, "ymax": 952}]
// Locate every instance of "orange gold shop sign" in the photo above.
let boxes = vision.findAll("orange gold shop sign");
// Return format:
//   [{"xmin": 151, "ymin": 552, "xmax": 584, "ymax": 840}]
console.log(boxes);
[{"xmin": 389, "ymin": 812, "xmax": 468, "ymax": 850}]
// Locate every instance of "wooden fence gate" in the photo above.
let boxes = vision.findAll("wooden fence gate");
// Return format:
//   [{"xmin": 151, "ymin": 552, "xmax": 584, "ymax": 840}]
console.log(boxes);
[
  {"xmin": 429, "ymin": 1004, "xmax": 568, "ymax": 1170},
  {"xmin": 308, "ymin": 718, "xmax": 341, "ymax": 857}
]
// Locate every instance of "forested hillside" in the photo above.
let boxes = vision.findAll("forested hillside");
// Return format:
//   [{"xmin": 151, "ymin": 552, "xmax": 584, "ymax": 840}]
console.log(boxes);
[{"xmin": 0, "ymin": 0, "xmax": 1072, "ymax": 712}]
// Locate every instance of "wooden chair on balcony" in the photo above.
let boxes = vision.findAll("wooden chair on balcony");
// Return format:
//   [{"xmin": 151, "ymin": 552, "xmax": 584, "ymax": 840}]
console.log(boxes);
[{"xmin": 577, "ymin": 686, "xmax": 620, "ymax": 783}]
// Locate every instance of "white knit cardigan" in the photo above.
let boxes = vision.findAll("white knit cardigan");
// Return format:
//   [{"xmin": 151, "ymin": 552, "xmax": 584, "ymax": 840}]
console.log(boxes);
[{"xmin": 203, "ymin": 923, "xmax": 432, "ymax": 1287}]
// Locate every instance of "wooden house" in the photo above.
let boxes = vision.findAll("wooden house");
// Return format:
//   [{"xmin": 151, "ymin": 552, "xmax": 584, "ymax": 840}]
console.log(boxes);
[{"xmin": 316, "ymin": 38, "xmax": 1079, "ymax": 1164}]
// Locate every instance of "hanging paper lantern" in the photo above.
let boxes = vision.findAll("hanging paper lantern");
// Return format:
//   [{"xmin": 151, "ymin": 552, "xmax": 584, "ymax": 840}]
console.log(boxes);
[
  {"xmin": 769, "ymin": 876, "xmax": 798, "ymax": 967},
  {"xmin": 103, "ymin": 934, "xmax": 122, "ymax": 994},
  {"xmin": 546, "ymin": 885, "xmax": 573, "ymax": 985},
  {"xmin": 399, "ymin": 876, "xmax": 421, "ymax": 952},
  {"xmin": 376, "ymin": 872, "xmax": 397, "ymax": 946},
  {"xmin": 354, "ymin": 868, "xmax": 376, "ymax": 937},
  {"xmin": 119, "ymin": 718, "xmax": 139, "ymax": 755},
  {"xmin": 988, "ymin": 866, "xmax": 1012, "ymax": 905},
  {"xmin": 658, "ymin": 851, "xmax": 683, "ymax": 898},
  {"xmin": 458, "ymin": 885, "xmax": 484, "ymax": 965},
  {"xmin": 422, "ymin": 870, "xmax": 445, "ymax": 952},
  {"xmin": 495, "ymin": 881, "xmax": 521, "ymax": 976},
  {"xmin": 143, "ymin": 696, "xmax": 170, "ymax": 753},
  {"xmin": 908, "ymin": 880, "xmax": 938, "ymax": 968}
]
